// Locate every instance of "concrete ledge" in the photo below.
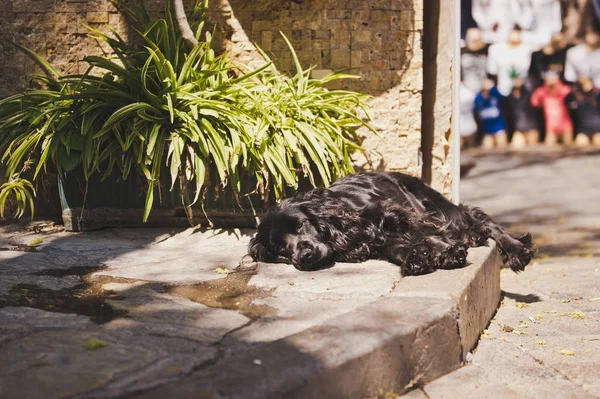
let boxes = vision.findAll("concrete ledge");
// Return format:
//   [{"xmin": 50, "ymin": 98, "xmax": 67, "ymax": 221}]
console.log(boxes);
[{"xmin": 138, "ymin": 241, "xmax": 501, "ymax": 399}]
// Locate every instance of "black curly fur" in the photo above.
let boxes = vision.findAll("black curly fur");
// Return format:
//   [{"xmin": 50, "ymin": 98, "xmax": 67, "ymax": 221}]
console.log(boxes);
[{"xmin": 248, "ymin": 172, "xmax": 534, "ymax": 276}]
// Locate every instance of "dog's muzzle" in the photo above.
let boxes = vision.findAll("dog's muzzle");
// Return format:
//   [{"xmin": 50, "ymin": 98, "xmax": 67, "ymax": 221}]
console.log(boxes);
[{"xmin": 292, "ymin": 242, "xmax": 327, "ymax": 271}]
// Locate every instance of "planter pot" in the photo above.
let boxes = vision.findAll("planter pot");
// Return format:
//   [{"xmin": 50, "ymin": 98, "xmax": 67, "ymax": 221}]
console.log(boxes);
[{"xmin": 58, "ymin": 168, "xmax": 266, "ymax": 232}]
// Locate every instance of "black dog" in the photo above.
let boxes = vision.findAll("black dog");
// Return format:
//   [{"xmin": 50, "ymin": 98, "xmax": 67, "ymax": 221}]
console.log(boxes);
[{"xmin": 248, "ymin": 172, "xmax": 534, "ymax": 276}]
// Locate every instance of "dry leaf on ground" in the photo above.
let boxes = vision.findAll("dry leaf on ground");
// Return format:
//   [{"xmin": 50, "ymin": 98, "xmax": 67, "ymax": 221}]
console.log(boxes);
[
  {"xmin": 82, "ymin": 339, "xmax": 107, "ymax": 350},
  {"xmin": 214, "ymin": 267, "xmax": 230, "ymax": 275},
  {"xmin": 501, "ymin": 325, "xmax": 514, "ymax": 333}
]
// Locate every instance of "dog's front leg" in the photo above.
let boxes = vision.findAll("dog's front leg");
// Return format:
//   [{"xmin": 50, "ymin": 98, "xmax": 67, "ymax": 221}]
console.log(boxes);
[
  {"xmin": 425, "ymin": 236, "xmax": 469, "ymax": 270},
  {"xmin": 384, "ymin": 237, "xmax": 437, "ymax": 276}
]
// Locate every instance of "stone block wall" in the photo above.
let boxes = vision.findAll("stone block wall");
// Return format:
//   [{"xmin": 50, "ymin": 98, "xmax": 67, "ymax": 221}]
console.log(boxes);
[
  {"xmin": 0, "ymin": 0, "xmax": 134, "ymax": 95},
  {"xmin": 0, "ymin": 0, "xmax": 430, "ymax": 182},
  {"xmin": 223, "ymin": 0, "xmax": 424, "ymax": 176}
]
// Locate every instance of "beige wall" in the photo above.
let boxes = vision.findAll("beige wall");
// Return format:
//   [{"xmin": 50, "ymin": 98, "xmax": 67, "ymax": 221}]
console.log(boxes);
[
  {"xmin": 421, "ymin": 1, "xmax": 454, "ymax": 196},
  {"xmin": 220, "ymin": 0, "xmax": 424, "ymax": 176},
  {"xmin": 0, "ymin": 0, "xmax": 135, "ymax": 95},
  {"xmin": 0, "ymin": 0, "xmax": 438, "ymax": 186}
]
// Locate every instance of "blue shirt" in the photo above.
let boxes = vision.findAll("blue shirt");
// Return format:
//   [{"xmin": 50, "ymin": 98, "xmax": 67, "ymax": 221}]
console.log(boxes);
[{"xmin": 474, "ymin": 86, "xmax": 507, "ymax": 134}]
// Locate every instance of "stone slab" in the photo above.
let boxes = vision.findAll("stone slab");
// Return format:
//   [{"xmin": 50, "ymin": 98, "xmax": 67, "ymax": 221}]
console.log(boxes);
[
  {"xmin": 219, "ymin": 259, "xmax": 402, "ymax": 356},
  {"xmin": 391, "ymin": 240, "xmax": 502, "ymax": 360},
  {"xmin": 0, "ymin": 308, "xmax": 217, "ymax": 399},
  {"xmin": 97, "ymin": 228, "xmax": 254, "ymax": 283},
  {"xmin": 422, "ymin": 338, "xmax": 595, "ymax": 399},
  {"xmin": 137, "ymin": 245, "xmax": 501, "ymax": 399},
  {"xmin": 138, "ymin": 296, "xmax": 463, "ymax": 399},
  {"xmin": 104, "ymin": 281, "xmax": 251, "ymax": 344}
]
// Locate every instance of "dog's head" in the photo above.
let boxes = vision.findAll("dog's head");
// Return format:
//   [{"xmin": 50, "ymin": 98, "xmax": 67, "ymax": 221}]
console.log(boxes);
[{"xmin": 248, "ymin": 204, "xmax": 333, "ymax": 271}]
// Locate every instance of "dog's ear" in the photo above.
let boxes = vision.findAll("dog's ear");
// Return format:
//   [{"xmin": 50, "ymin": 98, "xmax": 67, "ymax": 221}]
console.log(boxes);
[
  {"xmin": 248, "ymin": 220, "xmax": 289, "ymax": 263},
  {"xmin": 248, "ymin": 235, "xmax": 279, "ymax": 262}
]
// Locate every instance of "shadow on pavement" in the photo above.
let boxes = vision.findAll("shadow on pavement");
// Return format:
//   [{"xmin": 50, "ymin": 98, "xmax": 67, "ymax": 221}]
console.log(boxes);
[{"xmin": 502, "ymin": 290, "xmax": 541, "ymax": 304}]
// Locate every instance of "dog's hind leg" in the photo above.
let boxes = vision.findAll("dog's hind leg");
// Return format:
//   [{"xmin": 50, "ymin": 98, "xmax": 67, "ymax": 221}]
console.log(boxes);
[{"xmin": 466, "ymin": 206, "xmax": 535, "ymax": 272}]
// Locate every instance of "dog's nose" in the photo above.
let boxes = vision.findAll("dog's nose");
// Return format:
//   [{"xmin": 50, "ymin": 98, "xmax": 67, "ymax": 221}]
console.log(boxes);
[{"xmin": 299, "ymin": 249, "xmax": 313, "ymax": 263}]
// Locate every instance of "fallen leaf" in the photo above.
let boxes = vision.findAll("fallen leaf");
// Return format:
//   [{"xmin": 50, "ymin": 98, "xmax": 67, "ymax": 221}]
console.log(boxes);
[
  {"xmin": 516, "ymin": 302, "xmax": 527, "ymax": 309},
  {"xmin": 589, "ymin": 297, "xmax": 600, "ymax": 302},
  {"xmin": 501, "ymin": 325, "xmax": 514, "ymax": 333},
  {"xmin": 544, "ymin": 310, "xmax": 557, "ymax": 314},
  {"xmin": 534, "ymin": 314, "xmax": 543, "ymax": 320},
  {"xmin": 82, "ymin": 339, "xmax": 107, "ymax": 350},
  {"xmin": 560, "ymin": 349, "xmax": 574, "ymax": 356},
  {"xmin": 512, "ymin": 330, "xmax": 526, "ymax": 335},
  {"xmin": 568, "ymin": 311, "xmax": 585, "ymax": 319},
  {"xmin": 560, "ymin": 299, "xmax": 571, "ymax": 303},
  {"xmin": 28, "ymin": 238, "xmax": 43, "ymax": 246},
  {"xmin": 535, "ymin": 340, "xmax": 546, "ymax": 345},
  {"xmin": 214, "ymin": 267, "xmax": 230, "ymax": 275},
  {"xmin": 519, "ymin": 322, "xmax": 529, "ymax": 328}
]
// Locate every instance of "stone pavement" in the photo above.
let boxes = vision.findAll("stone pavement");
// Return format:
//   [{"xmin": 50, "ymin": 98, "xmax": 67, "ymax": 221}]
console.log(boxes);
[
  {"xmin": 402, "ymin": 148, "xmax": 600, "ymax": 399},
  {"xmin": 0, "ymin": 217, "xmax": 501, "ymax": 396}
]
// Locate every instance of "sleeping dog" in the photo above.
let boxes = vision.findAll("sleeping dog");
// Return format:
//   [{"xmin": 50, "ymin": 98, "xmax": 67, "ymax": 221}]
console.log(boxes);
[{"xmin": 248, "ymin": 172, "xmax": 534, "ymax": 276}]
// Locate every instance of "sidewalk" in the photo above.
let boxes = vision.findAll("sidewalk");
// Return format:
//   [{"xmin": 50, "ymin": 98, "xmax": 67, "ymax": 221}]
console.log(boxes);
[{"xmin": 405, "ymin": 148, "xmax": 600, "ymax": 398}]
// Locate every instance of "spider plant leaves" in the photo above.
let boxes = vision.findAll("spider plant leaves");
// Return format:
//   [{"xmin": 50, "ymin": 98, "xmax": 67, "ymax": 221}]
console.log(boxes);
[
  {"xmin": 12, "ymin": 43, "xmax": 60, "ymax": 81},
  {"xmin": 84, "ymin": 56, "xmax": 137, "ymax": 82},
  {"xmin": 94, "ymin": 102, "xmax": 162, "ymax": 138},
  {"xmin": 0, "ymin": 0, "xmax": 371, "ymax": 222},
  {"xmin": 0, "ymin": 176, "xmax": 36, "ymax": 219}
]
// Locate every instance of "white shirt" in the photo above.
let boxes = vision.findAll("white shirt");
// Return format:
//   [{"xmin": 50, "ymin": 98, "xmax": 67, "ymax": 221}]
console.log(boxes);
[
  {"xmin": 487, "ymin": 42, "xmax": 533, "ymax": 96},
  {"xmin": 460, "ymin": 83, "xmax": 478, "ymax": 137},
  {"xmin": 564, "ymin": 44, "xmax": 600, "ymax": 87},
  {"xmin": 472, "ymin": 0, "xmax": 534, "ymax": 43},
  {"xmin": 522, "ymin": 0, "xmax": 562, "ymax": 51}
]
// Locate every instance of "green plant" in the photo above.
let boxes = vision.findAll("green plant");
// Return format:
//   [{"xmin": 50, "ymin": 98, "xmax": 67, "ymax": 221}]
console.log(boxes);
[
  {"xmin": 239, "ymin": 37, "xmax": 369, "ymax": 199},
  {"xmin": 0, "ymin": 176, "xmax": 35, "ymax": 219},
  {"xmin": 0, "ymin": 0, "xmax": 373, "ymax": 223}
]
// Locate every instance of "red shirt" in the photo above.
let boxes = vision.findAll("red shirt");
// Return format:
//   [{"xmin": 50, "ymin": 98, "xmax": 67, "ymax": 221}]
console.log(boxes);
[{"xmin": 531, "ymin": 82, "xmax": 573, "ymax": 134}]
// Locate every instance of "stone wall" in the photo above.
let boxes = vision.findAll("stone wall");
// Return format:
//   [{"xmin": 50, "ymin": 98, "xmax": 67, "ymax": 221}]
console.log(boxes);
[
  {"xmin": 0, "ymin": 0, "xmax": 428, "ymax": 181},
  {"xmin": 221, "ymin": 0, "xmax": 424, "ymax": 176},
  {"xmin": 0, "ymin": 0, "xmax": 133, "ymax": 95}
]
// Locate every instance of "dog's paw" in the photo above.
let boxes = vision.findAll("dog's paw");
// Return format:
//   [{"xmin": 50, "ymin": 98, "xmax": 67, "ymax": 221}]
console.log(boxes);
[
  {"xmin": 470, "ymin": 224, "xmax": 491, "ymax": 247},
  {"xmin": 402, "ymin": 247, "xmax": 436, "ymax": 276},
  {"xmin": 437, "ymin": 243, "xmax": 468, "ymax": 269},
  {"xmin": 504, "ymin": 233, "xmax": 536, "ymax": 272}
]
